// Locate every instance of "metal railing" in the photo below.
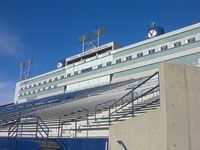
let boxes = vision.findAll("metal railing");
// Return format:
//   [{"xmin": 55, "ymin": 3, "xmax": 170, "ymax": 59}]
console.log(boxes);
[
  {"xmin": 8, "ymin": 116, "xmax": 50, "ymax": 150},
  {"xmin": 58, "ymin": 72, "xmax": 160, "ymax": 137},
  {"xmin": 55, "ymin": 138, "xmax": 69, "ymax": 150},
  {"xmin": 108, "ymin": 85, "xmax": 159, "ymax": 124},
  {"xmin": 106, "ymin": 72, "xmax": 159, "ymax": 125}
]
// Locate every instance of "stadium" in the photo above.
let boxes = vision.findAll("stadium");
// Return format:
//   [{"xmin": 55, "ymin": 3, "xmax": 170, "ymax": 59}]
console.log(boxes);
[{"xmin": 0, "ymin": 22, "xmax": 200, "ymax": 150}]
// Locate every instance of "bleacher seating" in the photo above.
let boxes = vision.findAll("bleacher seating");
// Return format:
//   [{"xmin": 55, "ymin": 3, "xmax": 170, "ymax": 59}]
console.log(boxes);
[{"xmin": 0, "ymin": 72, "xmax": 161, "ymax": 149}]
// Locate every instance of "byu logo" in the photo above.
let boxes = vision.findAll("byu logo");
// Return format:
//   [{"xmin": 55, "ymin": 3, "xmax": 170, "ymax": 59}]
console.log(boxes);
[
  {"xmin": 148, "ymin": 30, "xmax": 157, "ymax": 38},
  {"xmin": 57, "ymin": 62, "xmax": 63, "ymax": 68}
]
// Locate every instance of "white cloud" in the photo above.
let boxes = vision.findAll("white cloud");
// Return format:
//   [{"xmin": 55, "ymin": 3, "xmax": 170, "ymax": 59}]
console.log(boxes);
[
  {"xmin": 0, "ymin": 25, "xmax": 22, "ymax": 56},
  {"xmin": 0, "ymin": 81, "xmax": 15, "ymax": 105}
]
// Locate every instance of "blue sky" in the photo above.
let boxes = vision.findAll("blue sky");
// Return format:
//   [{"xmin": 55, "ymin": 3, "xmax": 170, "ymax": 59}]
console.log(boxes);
[{"xmin": 0, "ymin": 0, "xmax": 199, "ymax": 105}]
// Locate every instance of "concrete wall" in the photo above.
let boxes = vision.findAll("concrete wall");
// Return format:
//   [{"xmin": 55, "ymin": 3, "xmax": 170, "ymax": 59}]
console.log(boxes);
[
  {"xmin": 160, "ymin": 63, "xmax": 200, "ymax": 150},
  {"xmin": 109, "ymin": 108, "xmax": 163, "ymax": 150},
  {"xmin": 109, "ymin": 63, "xmax": 200, "ymax": 150}
]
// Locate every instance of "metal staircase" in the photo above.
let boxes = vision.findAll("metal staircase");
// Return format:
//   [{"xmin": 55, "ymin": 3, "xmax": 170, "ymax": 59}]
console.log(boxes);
[
  {"xmin": 8, "ymin": 117, "xmax": 49, "ymax": 150},
  {"xmin": 58, "ymin": 72, "xmax": 160, "ymax": 138},
  {"xmin": 7, "ymin": 116, "xmax": 68, "ymax": 150}
]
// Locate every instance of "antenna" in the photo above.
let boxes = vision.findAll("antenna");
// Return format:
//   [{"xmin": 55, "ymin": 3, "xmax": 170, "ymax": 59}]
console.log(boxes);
[
  {"xmin": 150, "ymin": 21, "xmax": 156, "ymax": 27},
  {"xmin": 27, "ymin": 58, "xmax": 33, "ymax": 79},
  {"xmin": 93, "ymin": 28, "xmax": 105, "ymax": 46},
  {"xmin": 79, "ymin": 34, "xmax": 89, "ymax": 52},
  {"xmin": 19, "ymin": 62, "xmax": 25, "ymax": 81}
]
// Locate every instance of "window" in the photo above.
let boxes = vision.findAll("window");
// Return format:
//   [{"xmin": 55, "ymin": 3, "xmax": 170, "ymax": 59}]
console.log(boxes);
[
  {"xmin": 49, "ymin": 79, "xmax": 52, "ymax": 82},
  {"xmin": 33, "ymin": 84, "xmax": 36, "ymax": 87},
  {"xmin": 116, "ymin": 59, "xmax": 121, "ymax": 63},
  {"xmin": 55, "ymin": 77, "xmax": 58, "ymax": 81},
  {"xmin": 106, "ymin": 61, "xmax": 112, "ymax": 66},
  {"xmin": 148, "ymin": 49, "xmax": 155, "ymax": 54},
  {"xmin": 52, "ymin": 85, "xmax": 57, "ymax": 89},
  {"xmin": 28, "ymin": 85, "xmax": 31, "ymax": 88},
  {"xmin": 48, "ymin": 86, "xmax": 51, "ymax": 90},
  {"xmin": 74, "ymin": 71, "xmax": 78, "ymax": 75},
  {"xmin": 161, "ymin": 45, "xmax": 168, "ymax": 51},
  {"xmin": 174, "ymin": 42, "xmax": 181, "ymax": 47},
  {"xmin": 126, "ymin": 56, "xmax": 132, "ymax": 61},
  {"xmin": 43, "ymin": 81, "xmax": 47, "ymax": 84},
  {"xmin": 188, "ymin": 37, "xmax": 195, "ymax": 43},
  {"xmin": 20, "ymin": 87, "xmax": 23, "ymax": 91},
  {"xmin": 81, "ymin": 67, "xmax": 92, "ymax": 73},
  {"xmin": 67, "ymin": 73, "xmax": 71, "ymax": 77},
  {"xmin": 97, "ymin": 64, "xmax": 102, "ymax": 69},
  {"xmin": 137, "ymin": 52, "xmax": 143, "ymax": 58},
  {"xmin": 38, "ymin": 82, "xmax": 41, "ymax": 86},
  {"xmin": 61, "ymin": 75, "xmax": 65, "ymax": 79}
]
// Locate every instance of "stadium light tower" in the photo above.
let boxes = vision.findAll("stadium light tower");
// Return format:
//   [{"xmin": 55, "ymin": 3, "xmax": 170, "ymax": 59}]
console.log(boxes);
[
  {"xmin": 27, "ymin": 58, "xmax": 33, "ymax": 79},
  {"xmin": 19, "ymin": 62, "xmax": 25, "ymax": 81},
  {"xmin": 93, "ymin": 28, "xmax": 105, "ymax": 46},
  {"xmin": 79, "ymin": 34, "xmax": 89, "ymax": 52}
]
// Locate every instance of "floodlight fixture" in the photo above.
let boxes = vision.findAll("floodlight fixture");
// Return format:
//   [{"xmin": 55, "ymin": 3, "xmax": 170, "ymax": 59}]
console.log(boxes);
[
  {"xmin": 79, "ymin": 34, "xmax": 89, "ymax": 52},
  {"xmin": 93, "ymin": 28, "xmax": 105, "ymax": 46}
]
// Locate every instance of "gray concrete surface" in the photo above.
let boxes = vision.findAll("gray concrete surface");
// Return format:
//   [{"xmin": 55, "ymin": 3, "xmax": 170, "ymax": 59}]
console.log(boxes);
[{"xmin": 109, "ymin": 63, "xmax": 200, "ymax": 150}]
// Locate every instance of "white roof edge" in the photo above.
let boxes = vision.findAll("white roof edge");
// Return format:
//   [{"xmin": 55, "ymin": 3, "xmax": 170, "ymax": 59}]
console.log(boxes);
[
  {"xmin": 115, "ymin": 22, "xmax": 200, "ymax": 53},
  {"xmin": 19, "ymin": 67, "xmax": 64, "ymax": 84},
  {"xmin": 18, "ymin": 22, "xmax": 200, "ymax": 85}
]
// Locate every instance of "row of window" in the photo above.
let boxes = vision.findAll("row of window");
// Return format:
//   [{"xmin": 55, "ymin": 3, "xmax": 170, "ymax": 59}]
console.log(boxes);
[
  {"xmin": 19, "ymin": 37, "xmax": 197, "ymax": 95},
  {"xmin": 19, "ymin": 85, "xmax": 58, "ymax": 97},
  {"xmin": 64, "ymin": 37, "xmax": 197, "ymax": 77},
  {"xmin": 20, "ymin": 75, "xmax": 64, "ymax": 91}
]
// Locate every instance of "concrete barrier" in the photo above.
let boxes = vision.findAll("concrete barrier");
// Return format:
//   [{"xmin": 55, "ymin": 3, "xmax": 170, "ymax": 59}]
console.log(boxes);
[{"xmin": 109, "ymin": 63, "xmax": 200, "ymax": 150}]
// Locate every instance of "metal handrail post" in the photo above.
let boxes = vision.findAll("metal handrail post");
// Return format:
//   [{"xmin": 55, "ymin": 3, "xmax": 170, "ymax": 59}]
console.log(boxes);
[
  {"xmin": 36, "ymin": 117, "xmax": 39, "ymax": 138},
  {"xmin": 86, "ymin": 110, "xmax": 89, "ymax": 138},
  {"xmin": 75, "ymin": 121, "xmax": 77, "ymax": 138},
  {"xmin": 16, "ymin": 119, "xmax": 19, "ymax": 138},
  {"xmin": 45, "ymin": 131, "xmax": 49, "ymax": 150},
  {"xmin": 131, "ymin": 91, "xmax": 134, "ymax": 117},
  {"xmin": 108, "ymin": 107, "xmax": 111, "ymax": 125},
  {"xmin": 61, "ymin": 123, "xmax": 63, "ymax": 137},
  {"xmin": 58, "ymin": 116, "xmax": 62, "ymax": 137}
]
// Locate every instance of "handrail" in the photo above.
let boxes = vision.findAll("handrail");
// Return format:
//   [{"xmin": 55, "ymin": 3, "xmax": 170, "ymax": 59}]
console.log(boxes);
[
  {"xmin": 112, "ymin": 88, "xmax": 160, "ymax": 123},
  {"xmin": 8, "ymin": 119, "xmax": 20, "ymax": 138},
  {"xmin": 38, "ymin": 123, "xmax": 48, "ymax": 137},
  {"xmin": 95, "ymin": 99, "xmax": 117, "ymax": 121},
  {"xmin": 93, "ymin": 73, "xmax": 158, "ymax": 121},
  {"xmin": 38, "ymin": 116, "xmax": 49, "ymax": 130},
  {"xmin": 7, "ymin": 116, "xmax": 50, "ymax": 150},
  {"xmin": 36, "ymin": 116, "xmax": 49, "ymax": 150},
  {"xmin": 56, "ymin": 138, "xmax": 68, "ymax": 150},
  {"xmin": 110, "ymin": 84, "xmax": 159, "ymax": 116},
  {"xmin": 108, "ymin": 72, "xmax": 158, "ymax": 109}
]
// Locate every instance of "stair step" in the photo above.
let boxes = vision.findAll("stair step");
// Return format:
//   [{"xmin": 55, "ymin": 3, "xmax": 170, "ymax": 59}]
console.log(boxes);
[
  {"xmin": 39, "ymin": 141, "xmax": 61, "ymax": 150},
  {"xmin": 114, "ymin": 110, "xmax": 147, "ymax": 115},
  {"xmin": 92, "ymin": 118, "xmax": 125, "ymax": 124},
  {"xmin": 82, "ymin": 124, "xmax": 111, "ymax": 128},
  {"xmin": 70, "ymin": 127, "xmax": 109, "ymax": 131}
]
